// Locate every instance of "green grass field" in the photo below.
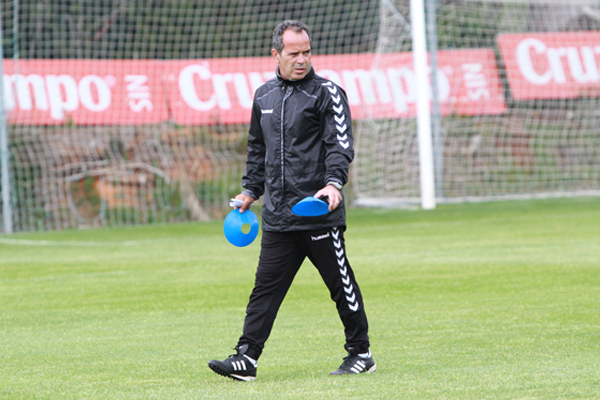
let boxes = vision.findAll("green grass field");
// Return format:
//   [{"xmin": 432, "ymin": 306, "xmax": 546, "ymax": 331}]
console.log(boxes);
[{"xmin": 1, "ymin": 198, "xmax": 599, "ymax": 399}]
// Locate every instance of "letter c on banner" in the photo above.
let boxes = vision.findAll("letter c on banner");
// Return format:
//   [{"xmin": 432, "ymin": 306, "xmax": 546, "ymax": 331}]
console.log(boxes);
[
  {"xmin": 179, "ymin": 64, "xmax": 216, "ymax": 111},
  {"xmin": 516, "ymin": 38, "xmax": 552, "ymax": 85}
]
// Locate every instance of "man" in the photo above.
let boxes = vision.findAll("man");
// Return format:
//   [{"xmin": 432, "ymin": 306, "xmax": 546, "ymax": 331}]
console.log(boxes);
[{"xmin": 208, "ymin": 20, "xmax": 375, "ymax": 381}]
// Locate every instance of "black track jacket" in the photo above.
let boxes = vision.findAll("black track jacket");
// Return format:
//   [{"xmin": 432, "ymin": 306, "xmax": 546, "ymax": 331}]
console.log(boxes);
[{"xmin": 242, "ymin": 66, "xmax": 354, "ymax": 232}]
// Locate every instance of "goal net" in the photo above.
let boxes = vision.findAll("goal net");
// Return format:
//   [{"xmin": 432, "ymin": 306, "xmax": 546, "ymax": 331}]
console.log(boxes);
[
  {"xmin": 0, "ymin": 0, "xmax": 380, "ymax": 231},
  {"xmin": 355, "ymin": 0, "xmax": 600, "ymax": 207},
  {"xmin": 0, "ymin": 0, "xmax": 599, "ymax": 232}
]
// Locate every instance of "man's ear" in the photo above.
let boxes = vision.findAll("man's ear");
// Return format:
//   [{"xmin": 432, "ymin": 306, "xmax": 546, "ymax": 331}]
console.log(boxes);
[{"xmin": 271, "ymin": 48, "xmax": 279, "ymax": 62}]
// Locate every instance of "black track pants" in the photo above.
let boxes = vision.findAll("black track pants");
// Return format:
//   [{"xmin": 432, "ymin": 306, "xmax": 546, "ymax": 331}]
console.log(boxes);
[{"xmin": 237, "ymin": 226, "xmax": 370, "ymax": 360}]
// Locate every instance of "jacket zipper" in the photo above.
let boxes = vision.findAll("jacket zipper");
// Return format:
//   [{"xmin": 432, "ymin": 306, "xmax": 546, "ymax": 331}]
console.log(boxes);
[{"xmin": 281, "ymin": 86, "xmax": 293, "ymax": 195}]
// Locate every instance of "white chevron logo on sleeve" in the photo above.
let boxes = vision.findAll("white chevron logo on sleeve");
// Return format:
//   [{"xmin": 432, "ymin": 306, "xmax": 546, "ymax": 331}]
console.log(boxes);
[
  {"xmin": 334, "ymin": 115, "xmax": 345, "ymax": 124},
  {"xmin": 333, "ymin": 104, "xmax": 344, "ymax": 114},
  {"xmin": 337, "ymin": 134, "xmax": 348, "ymax": 142},
  {"xmin": 339, "ymin": 266, "xmax": 347, "ymax": 275},
  {"xmin": 332, "ymin": 95, "xmax": 341, "ymax": 104},
  {"xmin": 340, "ymin": 141, "xmax": 350, "ymax": 149},
  {"xmin": 342, "ymin": 275, "xmax": 350, "ymax": 285},
  {"xmin": 322, "ymin": 81, "xmax": 332, "ymax": 86},
  {"xmin": 335, "ymin": 249, "xmax": 344, "ymax": 258},
  {"xmin": 344, "ymin": 284, "xmax": 354, "ymax": 294},
  {"xmin": 336, "ymin": 124, "xmax": 347, "ymax": 134},
  {"xmin": 327, "ymin": 86, "xmax": 338, "ymax": 95},
  {"xmin": 332, "ymin": 230, "xmax": 339, "ymax": 239},
  {"xmin": 346, "ymin": 293, "xmax": 356, "ymax": 303},
  {"xmin": 333, "ymin": 240, "xmax": 341, "ymax": 249},
  {"xmin": 349, "ymin": 302, "xmax": 359, "ymax": 312},
  {"xmin": 337, "ymin": 258, "xmax": 346, "ymax": 268}
]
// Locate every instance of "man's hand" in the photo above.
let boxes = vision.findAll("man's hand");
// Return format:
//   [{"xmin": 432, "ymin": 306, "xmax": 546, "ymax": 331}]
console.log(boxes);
[
  {"xmin": 234, "ymin": 193, "xmax": 255, "ymax": 213},
  {"xmin": 314, "ymin": 185, "xmax": 342, "ymax": 212}
]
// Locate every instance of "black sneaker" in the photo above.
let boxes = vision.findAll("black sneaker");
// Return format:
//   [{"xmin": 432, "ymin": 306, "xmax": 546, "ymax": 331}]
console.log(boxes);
[
  {"xmin": 330, "ymin": 351, "xmax": 376, "ymax": 375},
  {"xmin": 208, "ymin": 344, "xmax": 257, "ymax": 381}
]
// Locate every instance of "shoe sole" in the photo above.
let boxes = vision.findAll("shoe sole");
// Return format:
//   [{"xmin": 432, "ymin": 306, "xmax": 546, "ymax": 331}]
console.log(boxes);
[{"xmin": 208, "ymin": 363, "xmax": 256, "ymax": 382}]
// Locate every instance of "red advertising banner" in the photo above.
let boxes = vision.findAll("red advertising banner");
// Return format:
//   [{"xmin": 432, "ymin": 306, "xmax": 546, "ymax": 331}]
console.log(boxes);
[
  {"xmin": 166, "ymin": 49, "xmax": 506, "ymax": 125},
  {"xmin": 498, "ymin": 31, "xmax": 600, "ymax": 100},
  {"xmin": 163, "ymin": 58, "xmax": 274, "ymax": 125},
  {"xmin": 3, "ymin": 50, "xmax": 506, "ymax": 125},
  {"xmin": 2, "ymin": 59, "xmax": 168, "ymax": 125}
]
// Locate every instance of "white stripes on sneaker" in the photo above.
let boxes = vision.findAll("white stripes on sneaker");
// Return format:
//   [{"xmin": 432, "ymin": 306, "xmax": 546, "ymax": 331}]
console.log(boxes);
[
  {"xmin": 230, "ymin": 355, "xmax": 258, "ymax": 372},
  {"xmin": 332, "ymin": 227, "xmax": 359, "ymax": 312},
  {"xmin": 350, "ymin": 359, "xmax": 367, "ymax": 374},
  {"xmin": 231, "ymin": 359, "xmax": 247, "ymax": 371}
]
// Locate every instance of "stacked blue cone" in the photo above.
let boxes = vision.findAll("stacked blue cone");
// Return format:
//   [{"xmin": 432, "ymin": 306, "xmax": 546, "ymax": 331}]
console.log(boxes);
[{"xmin": 223, "ymin": 208, "xmax": 259, "ymax": 247}]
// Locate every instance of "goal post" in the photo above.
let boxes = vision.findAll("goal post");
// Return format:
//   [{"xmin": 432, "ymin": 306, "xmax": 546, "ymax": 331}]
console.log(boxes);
[
  {"xmin": 410, "ymin": 0, "xmax": 436, "ymax": 210},
  {"xmin": 0, "ymin": 5, "xmax": 12, "ymax": 234}
]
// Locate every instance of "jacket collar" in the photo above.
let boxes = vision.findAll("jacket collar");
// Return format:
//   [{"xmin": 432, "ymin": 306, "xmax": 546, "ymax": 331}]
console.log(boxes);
[{"xmin": 276, "ymin": 66, "xmax": 315, "ymax": 86}]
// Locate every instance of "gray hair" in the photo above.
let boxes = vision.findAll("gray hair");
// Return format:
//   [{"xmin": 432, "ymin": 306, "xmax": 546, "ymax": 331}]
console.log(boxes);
[{"xmin": 272, "ymin": 20, "xmax": 311, "ymax": 54}]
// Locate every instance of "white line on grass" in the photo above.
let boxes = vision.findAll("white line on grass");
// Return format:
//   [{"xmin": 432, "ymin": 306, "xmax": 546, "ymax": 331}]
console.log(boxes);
[
  {"xmin": 0, "ymin": 237, "xmax": 211, "ymax": 247},
  {"xmin": 351, "ymin": 211, "xmax": 586, "ymax": 234}
]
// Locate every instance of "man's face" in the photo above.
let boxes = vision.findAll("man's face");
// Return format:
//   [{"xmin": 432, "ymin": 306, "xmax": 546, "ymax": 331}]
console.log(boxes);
[{"xmin": 272, "ymin": 29, "xmax": 311, "ymax": 80}]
